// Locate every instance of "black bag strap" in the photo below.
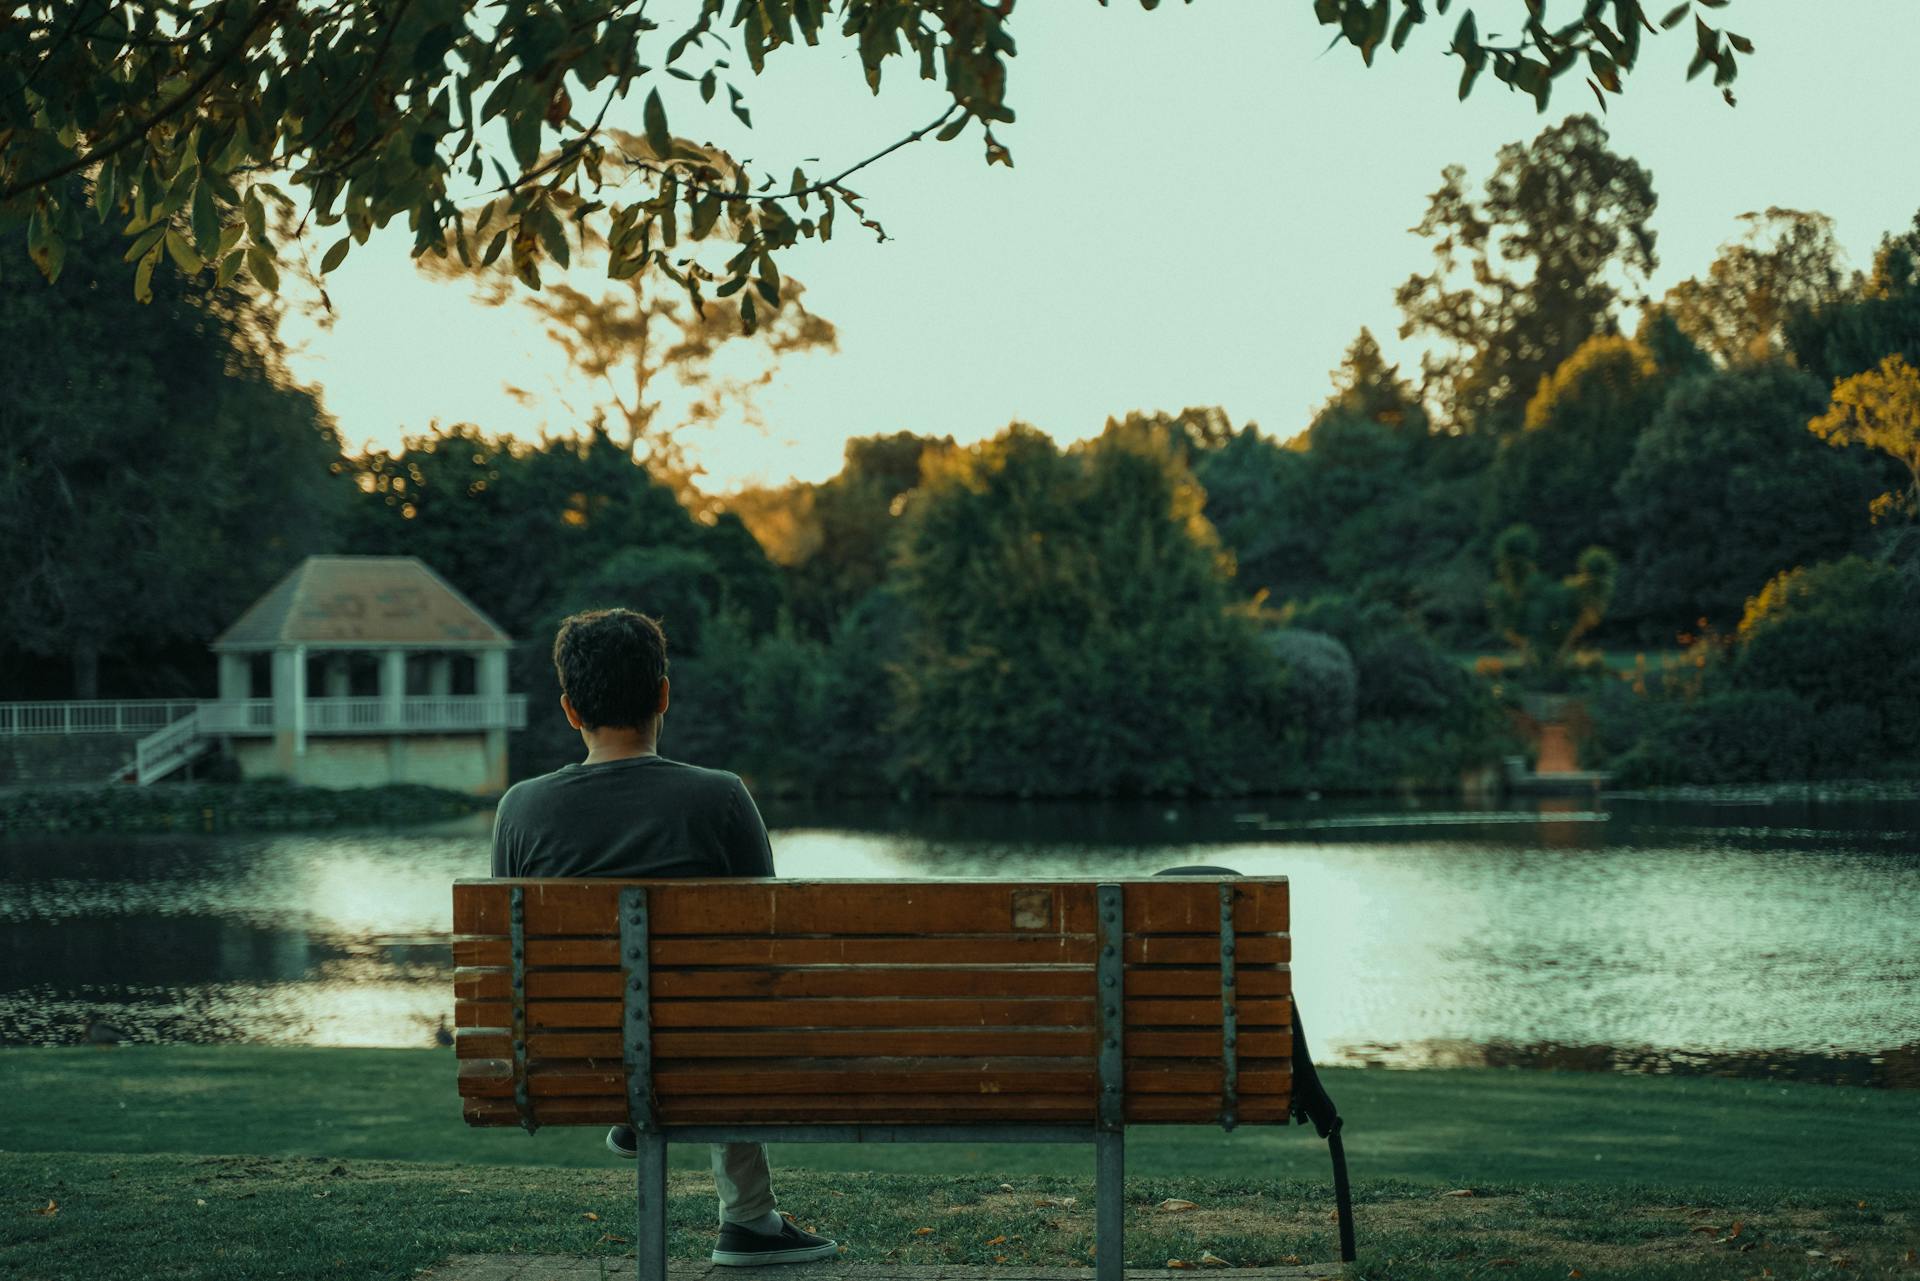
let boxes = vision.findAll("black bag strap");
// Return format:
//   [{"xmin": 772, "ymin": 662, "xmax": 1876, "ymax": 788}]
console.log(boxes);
[{"xmin": 1289, "ymin": 1001, "xmax": 1356, "ymax": 1263}]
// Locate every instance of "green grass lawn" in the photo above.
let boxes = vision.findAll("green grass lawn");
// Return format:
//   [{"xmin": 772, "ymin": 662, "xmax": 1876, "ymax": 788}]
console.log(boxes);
[{"xmin": 2, "ymin": 1047, "xmax": 1914, "ymax": 1280}]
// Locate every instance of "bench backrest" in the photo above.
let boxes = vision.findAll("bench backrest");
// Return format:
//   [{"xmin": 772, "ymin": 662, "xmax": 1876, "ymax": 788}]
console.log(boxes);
[{"xmin": 453, "ymin": 877, "xmax": 1290, "ymax": 1130}]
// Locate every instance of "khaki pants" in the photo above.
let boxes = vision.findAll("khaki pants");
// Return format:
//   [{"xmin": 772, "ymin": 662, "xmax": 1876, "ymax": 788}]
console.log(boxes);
[{"xmin": 712, "ymin": 1142, "xmax": 776, "ymax": 1224}]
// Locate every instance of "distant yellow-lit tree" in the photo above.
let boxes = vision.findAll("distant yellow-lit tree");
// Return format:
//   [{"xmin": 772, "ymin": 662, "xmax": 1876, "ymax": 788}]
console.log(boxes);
[
  {"xmin": 1809, "ymin": 354, "xmax": 1920, "ymax": 521},
  {"xmin": 1663, "ymin": 208, "xmax": 1853, "ymax": 366}
]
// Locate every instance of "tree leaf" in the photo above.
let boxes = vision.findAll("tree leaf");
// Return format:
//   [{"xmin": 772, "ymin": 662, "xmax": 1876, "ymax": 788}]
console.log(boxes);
[
  {"xmin": 134, "ymin": 245, "xmax": 159, "ymax": 302},
  {"xmin": 321, "ymin": 237, "xmax": 352, "ymax": 273},
  {"xmin": 246, "ymin": 245, "xmax": 280, "ymax": 292},
  {"xmin": 164, "ymin": 228, "xmax": 203, "ymax": 273},
  {"xmin": 644, "ymin": 88, "xmax": 672, "ymax": 159}
]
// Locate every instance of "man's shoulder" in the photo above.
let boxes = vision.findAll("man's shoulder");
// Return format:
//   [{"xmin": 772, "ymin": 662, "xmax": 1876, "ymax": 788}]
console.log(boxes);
[
  {"xmin": 502, "ymin": 756, "xmax": 746, "ymax": 804},
  {"xmin": 651, "ymin": 755, "xmax": 749, "ymax": 799}
]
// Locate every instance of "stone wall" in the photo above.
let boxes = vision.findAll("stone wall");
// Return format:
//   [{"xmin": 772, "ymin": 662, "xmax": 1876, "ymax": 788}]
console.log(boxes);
[{"xmin": 0, "ymin": 734, "xmax": 142, "ymax": 788}]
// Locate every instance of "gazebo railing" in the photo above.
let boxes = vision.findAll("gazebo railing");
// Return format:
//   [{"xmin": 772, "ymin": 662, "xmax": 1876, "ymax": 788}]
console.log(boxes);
[
  {"xmin": 6, "ymin": 695, "xmax": 526, "ymax": 738},
  {"xmin": 0, "ymin": 700, "xmax": 203, "ymax": 736},
  {"xmin": 194, "ymin": 699, "xmax": 277, "ymax": 733}
]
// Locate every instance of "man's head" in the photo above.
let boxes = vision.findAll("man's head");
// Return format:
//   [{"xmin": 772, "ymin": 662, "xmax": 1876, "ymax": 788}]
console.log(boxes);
[{"xmin": 552, "ymin": 608, "xmax": 670, "ymax": 738}]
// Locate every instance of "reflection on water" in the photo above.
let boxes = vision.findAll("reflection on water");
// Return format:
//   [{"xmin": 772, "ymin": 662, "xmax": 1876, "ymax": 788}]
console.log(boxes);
[{"xmin": 3, "ymin": 796, "xmax": 1917, "ymax": 1088}]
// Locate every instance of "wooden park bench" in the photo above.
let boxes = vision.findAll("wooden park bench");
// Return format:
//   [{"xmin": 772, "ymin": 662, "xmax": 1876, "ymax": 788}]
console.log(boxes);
[{"xmin": 452, "ymin": 876, "xmax": 1353, "ymax": 1279}]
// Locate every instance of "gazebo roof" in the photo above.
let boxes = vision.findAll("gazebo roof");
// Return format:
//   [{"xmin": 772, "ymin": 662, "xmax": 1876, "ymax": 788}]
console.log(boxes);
[{"xmin": 212, "ymin": 556, "xmax": 513, "ymax": 651}]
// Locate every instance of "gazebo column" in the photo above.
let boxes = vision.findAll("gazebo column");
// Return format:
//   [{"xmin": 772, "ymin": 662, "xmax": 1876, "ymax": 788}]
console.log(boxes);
[
  {"xmin": 381, "ymin": 649, "xmax": 408, "ymax": 732},
  {"xmin": 271, "ymin": 643, "xmax": 307, "ymax": 775},
  {"xmin": 217, "ymin": 652, "xmax": 250, "ymax": 703},
  {"xmin": 479, "ymin": 648, "xmax": 509, "ymax": 791},
  {"xmin": 426, "ymin": 654, "xmax": 453, "ymax": 697},
  {"xmin": 323, "ymin": 652, "xmax": 352, "ymax": 699}
]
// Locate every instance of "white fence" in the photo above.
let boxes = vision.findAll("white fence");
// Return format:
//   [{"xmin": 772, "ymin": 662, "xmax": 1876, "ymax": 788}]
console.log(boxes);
[
  {"xmin": 5, "ymin": 695, "xmax": 526, "ymax": 737},
  {"xmin": 0, "ymin": 700, "xmax": 202, "ymax": 736}
]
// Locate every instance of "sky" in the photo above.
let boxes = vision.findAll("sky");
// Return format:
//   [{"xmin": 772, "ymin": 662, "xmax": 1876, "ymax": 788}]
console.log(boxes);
[{"xmin": 281, "ymin": 1, "xmax": 1920, "ymax": 495}]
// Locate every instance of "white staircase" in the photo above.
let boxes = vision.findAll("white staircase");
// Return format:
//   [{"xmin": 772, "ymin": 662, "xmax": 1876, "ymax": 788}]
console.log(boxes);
[{"xmin": 112, "ymin": 710, "xmax": 212, "ymax": 785}]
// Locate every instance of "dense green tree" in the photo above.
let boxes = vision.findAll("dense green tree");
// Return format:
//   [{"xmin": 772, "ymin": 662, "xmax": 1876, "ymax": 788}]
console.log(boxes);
[
  {"xmin": 891, "ymin": 421, "xmax": 1290, "ymax": 797},
  {"xmin": 1611, "ymin": 364, "xmax": 1887, "ymax": 638},
  {"xmin": 1193, "ymin": 424, "xmax": 1325, "ymax": 607},
  {"xmin": 345, "ymin": 421, "xmax": 779, "ymax": 644},
  {"xmin": 1485, "ymin": 525, "xmax": 1616, "ymax": 683},
  {"xmin": 1601, "ymin": 557, "xmax": 1920, "ymax": 785},
  {"xmin": 0, "ymin": 200, "xmax": 342, "ymax": 698},
  {"xmin": 1485, "ymin": 334, "xmax": 1665, "ymax": 569},
  {"xmin": 5, "ymin": 1, "xmax": 1744, "ymax": 307},
  {"xmin": 1396, "ymin": 114, "xmax": 1658, "ymax": 433},
  {"xmin": 1285, "ymin": 591, "xmax": 1508, "ymax": 786},
  {"xmin": 1662, "ymin": 208, "xmax": 1852, "ymax": 367},
  {"xmin": 732, "ymin": 432, "xmax": 951, "ymax": 639},
  {"xmin": 1785, "ymin": 210, "xmax": 1920, "ymax": 385}
]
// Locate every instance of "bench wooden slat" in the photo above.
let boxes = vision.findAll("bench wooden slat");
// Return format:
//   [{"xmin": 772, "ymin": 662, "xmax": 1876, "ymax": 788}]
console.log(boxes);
[
  {"xmin": 453, "ymin": 933, "xmax": 1290, "ymax": 969},
  {"xmin": 460, "ymin": 1094, "xmax": 1294, "ymax": 1127},
  {"xmin": 456, "ymin": 995, "xmax": 1291, "ymax": 1032},
  {"xmin": 453, "ymin": 965, "xmax": 1289, "ymax": 1002},
  {"xmin": 456, "ymin": 1027, "xmax": 1294, "ymax": 1064},
  {"xmin": 456, "ymin": 1056, "xmax": 1292, "ymax": 1101},
  {"xmin": 453, "ymin": 879, "xmax": 1286, "ymax": 939}
]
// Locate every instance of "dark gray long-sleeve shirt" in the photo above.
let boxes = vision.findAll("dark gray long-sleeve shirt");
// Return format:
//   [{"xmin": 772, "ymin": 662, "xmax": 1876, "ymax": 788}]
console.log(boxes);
[{"xmin": 489, "ymin": 753, "xmax": 774, "ymax": 879}]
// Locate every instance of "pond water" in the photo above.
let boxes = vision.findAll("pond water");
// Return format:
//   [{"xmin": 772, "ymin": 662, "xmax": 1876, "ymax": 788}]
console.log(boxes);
[{"xmin": 3, "ymin": 794, "xmax": 1917, "ymax": 1088}]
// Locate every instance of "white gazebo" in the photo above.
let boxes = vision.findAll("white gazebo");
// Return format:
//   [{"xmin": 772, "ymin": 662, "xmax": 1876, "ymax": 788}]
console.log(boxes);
[{"xmin": 158, "ymin": 555, "xmax": 525, "ymax": 791}]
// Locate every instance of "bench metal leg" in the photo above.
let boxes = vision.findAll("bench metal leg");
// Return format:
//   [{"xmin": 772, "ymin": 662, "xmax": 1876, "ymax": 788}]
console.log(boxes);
[
  {"xmin": 1095, "ymin": 1128, "xmax": 1124, "ymax": 1281},
  {"xmin": 636, "ymin": 1130, "xmax": 668, "ymax": 1281}
]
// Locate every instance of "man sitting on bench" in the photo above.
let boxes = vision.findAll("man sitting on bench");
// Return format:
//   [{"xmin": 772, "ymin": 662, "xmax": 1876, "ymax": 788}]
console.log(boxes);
[{"xmin": 489, "ymin": 606, "xmax": 840, "ymax": 1268}]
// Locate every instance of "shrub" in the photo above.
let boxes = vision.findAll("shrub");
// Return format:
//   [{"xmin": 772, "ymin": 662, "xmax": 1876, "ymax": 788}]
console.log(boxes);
[{"xmin": 1260, "ymin": 629, "xmax": 1357, "ymax": 756}]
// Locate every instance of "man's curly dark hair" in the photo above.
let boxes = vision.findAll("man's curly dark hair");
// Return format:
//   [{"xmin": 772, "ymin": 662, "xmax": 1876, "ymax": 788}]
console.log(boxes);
[{"xmin": 551, "ymin": 608, "xmax": 668, "ymax": 730}]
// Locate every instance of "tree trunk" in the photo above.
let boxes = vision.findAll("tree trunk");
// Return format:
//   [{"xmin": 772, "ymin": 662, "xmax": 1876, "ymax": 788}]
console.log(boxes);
[{"xmin": 73, "ymin": 641, "xmax": 99, "ymax": 700}]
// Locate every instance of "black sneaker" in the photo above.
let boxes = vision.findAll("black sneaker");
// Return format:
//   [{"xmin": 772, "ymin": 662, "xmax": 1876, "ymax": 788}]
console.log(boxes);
[
  {"xmin": 711, "ymin": 1215, "xmax": 839, "ymax": 1267},
  {"xmin": 606, "ymin": 1125, "xmax": 636, "ymax": 1158}
]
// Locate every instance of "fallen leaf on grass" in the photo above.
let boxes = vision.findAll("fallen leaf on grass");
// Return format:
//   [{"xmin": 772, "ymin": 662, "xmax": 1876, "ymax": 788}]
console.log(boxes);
[
  {"xmin": 1441, "ymin": 1189, "xmax": 1476, "ymax": 1198},
  {"xmin": 1904, "ymin": 1248, "xmax": 1916, "ymax": 1263},
  {"xmin": 597, "ymin": 1234, "xmax": 629, "ymax": 1245},
  {"xmin": 1568, "ymin": 1270, "xmax": 1583, "ymax": 1279},
  {"xmin": 1729, "ymin": 1220, "xmax": 1744, "ymax": 1238},
  {"xmin": 999, "ymin": 1183, "xmax": 1014, "ymax": 1192},
  {"xmin": 582, "ymin": 1212, "xmax": 600, "ymax": 1222},
  {"xmin": 195, "ymin": 1199, "xmax": 207, "ymax": 1207},
  {"xmin": 1280, "ymin": 1257, "xmax": 1302, "ymax": 1267},
  {"xmin": 984, "ymin": 1236, "xmax": 1007, "ymax": 1246},
  {"xmin": 1035, "ymin": 1196, "xmax": 1078, "ymax": 1208},
  {"xmin": 1167, "ymin": 1260, "xmax": 1194, "ymax": 1270},
  {"xmin": 1690, "ymin": 1226, "xmax": 1719, "ymax": 1235},
  {"xmin": 1198, "ymin": 1251, "xmax": 1232, "ymax": 1267},
  {"xmin": 31, "ymin": 1201, "xmax": 58, "ymax": 1217},
  {"xmin": 1806, "ymin": 1249, "xmax": 1826, "ymax": 1258},
  {"xmin": 454, "ymin": 1189, "xmax": 474, "ymax": 1196},
  {"xmin": 994, "ymin": 1256, "xmax": 1008, "ymax": 1264},
  {"xmin": 912, "ymin": 1227, "xmax": 934, "ymax": 1236},
  {"xmin": 1156, "ymin": 1199, "xmax": 1199, "ymax": 1214}
]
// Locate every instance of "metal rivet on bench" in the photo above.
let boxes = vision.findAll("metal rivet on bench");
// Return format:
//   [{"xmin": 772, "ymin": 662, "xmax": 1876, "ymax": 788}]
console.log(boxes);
[
  {"xmin": 627, "ymin": 946, "xmax": 643, "ymax": 960},
  {"xmin": 1103, "ymin": 975, "xmax": 1116, "ymax": 988}
]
